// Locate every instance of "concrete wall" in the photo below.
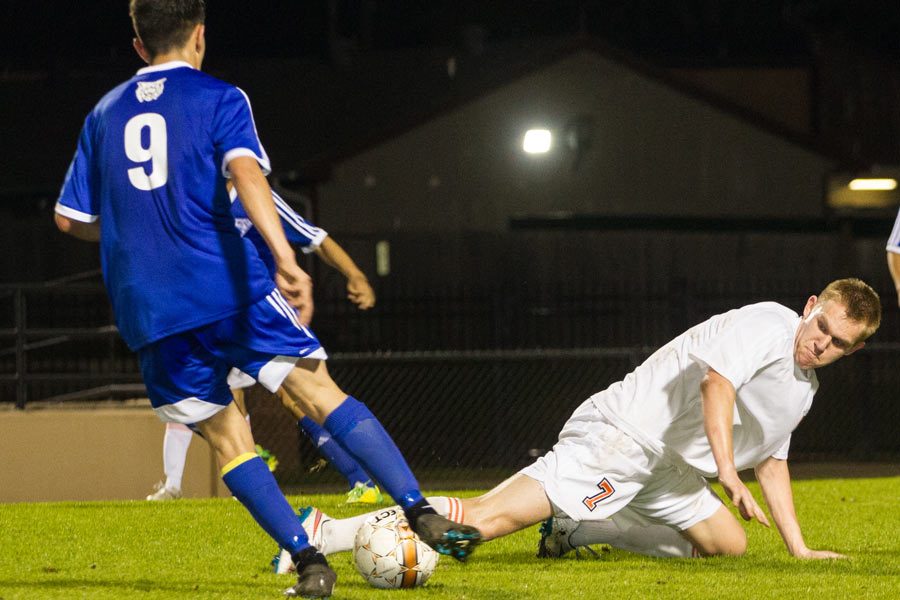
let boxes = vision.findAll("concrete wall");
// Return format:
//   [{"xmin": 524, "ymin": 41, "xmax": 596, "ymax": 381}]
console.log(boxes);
[{"xmin": 0, "ymin": 402, "xmax": 228, "ymax": 503}]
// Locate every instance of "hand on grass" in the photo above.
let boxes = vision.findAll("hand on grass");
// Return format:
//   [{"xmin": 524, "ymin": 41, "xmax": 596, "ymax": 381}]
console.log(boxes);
[
  {"xmin": 720, "ymin": 472, "xmax": 770, "ymax": 527},
  {"xmin": 792, "ymin": 548, "xmax": 847, "ymax": 560}
]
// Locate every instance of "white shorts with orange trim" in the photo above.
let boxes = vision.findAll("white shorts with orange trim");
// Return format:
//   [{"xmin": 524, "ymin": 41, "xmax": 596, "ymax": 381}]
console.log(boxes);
[{"xmin": 520, "ymin": 399, "xmax": 722, "ymax": 531}]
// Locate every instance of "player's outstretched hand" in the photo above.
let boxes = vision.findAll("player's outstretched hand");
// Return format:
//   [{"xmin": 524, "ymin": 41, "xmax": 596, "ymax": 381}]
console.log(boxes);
[
  {"xmin": 720, "ymin": 475, "xmax": 770, "ymax": 527},
  {"xmin": 276, "ymin": 263, "xmax": 314, "ymax": 325},
  {"xmin": 792, "ymin": 548, "xmax": 848, "ymax": 560},
  {"xmin": 347, "ymin": 275, "xmax": 375, "ymax": 310}
]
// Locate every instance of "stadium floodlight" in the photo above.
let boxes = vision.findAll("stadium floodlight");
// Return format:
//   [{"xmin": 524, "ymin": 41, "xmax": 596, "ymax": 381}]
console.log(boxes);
[
  {"xmin": 848, "ymin": 178, "xmax": 898, "ymax": 191},
  {"xmin": 523, "ymin": 129, "xmax": 552, "ymax": 154},
  {"xmin": 827, "ymin": 169, "xmax": 900, "ymax": 209}
]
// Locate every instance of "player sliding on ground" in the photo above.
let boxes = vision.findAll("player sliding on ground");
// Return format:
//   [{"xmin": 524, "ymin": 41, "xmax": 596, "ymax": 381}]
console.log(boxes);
[
  {"xmin": 297, "ymin": 279, "xmax": 880, "ymax": 562},
  {"xmin": 54, "ymin": 2, "xmax": 479, "ymax": 597},
  {"xmin": 148, "ymin": 188, "xmax": 383, "ymax": 506}
]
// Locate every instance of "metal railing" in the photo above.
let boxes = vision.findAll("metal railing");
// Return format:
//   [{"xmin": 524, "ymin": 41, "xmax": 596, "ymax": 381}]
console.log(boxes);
[
  {"xmin": 3, "ymin": 270, "xmax": 899, "ymax": 467},
  {"xmin": 0, "ymin": 270, "xmax": 144, "ymax": 407}
]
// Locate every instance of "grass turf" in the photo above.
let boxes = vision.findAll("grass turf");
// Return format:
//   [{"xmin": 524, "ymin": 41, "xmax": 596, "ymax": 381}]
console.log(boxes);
[{"xmin": 0, "ymin": 478, "xmax": 898, "ymax": 599}]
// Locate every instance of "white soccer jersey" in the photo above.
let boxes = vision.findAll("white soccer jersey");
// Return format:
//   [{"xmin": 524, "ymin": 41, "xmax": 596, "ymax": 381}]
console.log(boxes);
[
  {"xmin": 887, "ymin": 208, "xmax": 900, "ymax": 253},
  {"xmin": 592, "ymin": 302, "xmax": 817, "ymax": 478}
]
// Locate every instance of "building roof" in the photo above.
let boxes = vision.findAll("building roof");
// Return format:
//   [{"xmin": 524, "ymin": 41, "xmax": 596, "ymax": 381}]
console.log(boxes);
[
  {"xmin": 0, "ymin": 35, "xmax": 854, "ymax": 198},
  {"xmin": 227, "ymin": 35, "xmax": 849, "ymax": 183}
]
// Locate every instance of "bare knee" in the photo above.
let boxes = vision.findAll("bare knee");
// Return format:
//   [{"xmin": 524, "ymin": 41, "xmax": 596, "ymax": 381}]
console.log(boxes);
[
  {"xmin": 698, "ymin": 529, "xmax": 747, "ymax": 557},
  {"xmin": 683, "ymin": 505, "xmax": 748, "ymax": 557},
  {"xmin": 281, "ymin": 360, "xmax": 347, "ymax": 422}
]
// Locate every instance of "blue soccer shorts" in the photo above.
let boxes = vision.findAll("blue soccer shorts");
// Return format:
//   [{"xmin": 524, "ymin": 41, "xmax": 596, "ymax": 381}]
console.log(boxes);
[{"xmin": 138, "ymin": 288, "xmax": 327, "ymax": 424}]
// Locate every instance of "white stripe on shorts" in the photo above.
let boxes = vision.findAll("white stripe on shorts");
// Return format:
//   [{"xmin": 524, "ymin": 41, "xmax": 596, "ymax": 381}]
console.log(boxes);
[
  {"xmin": 270, "ymin": 289, "xmax": 314, "ymax": 337},
  {"xmin": 257, "ymin": 355, "xmax": 299, "ymax": 392},
  {"xmin": 266, "ymin": 291, "xmax": 303, "ymax": 331},
  {"xmin": 227, "ymin": 368, "xmax": 256, "ymax": 390},
  {"xmin": 153, "ymin": 396, "xmax": 228, "ymax": 425}
]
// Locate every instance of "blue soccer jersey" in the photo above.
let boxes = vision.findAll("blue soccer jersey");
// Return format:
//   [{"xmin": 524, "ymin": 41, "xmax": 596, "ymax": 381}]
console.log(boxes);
[
  {"xmin": 230, "ymin": 187, "xmax": 328, "ymax": 274},
  {"xmin": 56, "ymin": 61, "xmax": 276, "ymax": 350}
]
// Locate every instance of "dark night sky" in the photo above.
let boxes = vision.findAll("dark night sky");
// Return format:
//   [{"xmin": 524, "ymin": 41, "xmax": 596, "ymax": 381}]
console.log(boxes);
[{"xmin": 3, "ymin": 0, "xmax": 900, "ymax": 71}]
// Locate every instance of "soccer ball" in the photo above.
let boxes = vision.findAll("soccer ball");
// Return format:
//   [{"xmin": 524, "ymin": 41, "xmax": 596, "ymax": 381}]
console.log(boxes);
[{"xmin": 353, "ymin": 508, "xmax": 438, "ymax": 589}]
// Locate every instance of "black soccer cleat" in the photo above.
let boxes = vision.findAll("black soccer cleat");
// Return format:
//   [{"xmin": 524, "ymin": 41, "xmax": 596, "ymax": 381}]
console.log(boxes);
[
  {"xmin": 283, "ymin": 548, "xmax": 336, "ymax": 599},
  {"xmin": 412, "ymin": 512, "xmax": 482, "ymax": 562}
]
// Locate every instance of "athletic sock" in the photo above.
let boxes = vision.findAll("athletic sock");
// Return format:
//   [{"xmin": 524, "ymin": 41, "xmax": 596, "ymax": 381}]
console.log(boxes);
[
  {"xmin": 298, "ymin": 416, "xmax": 371, "ymax": 488},
  {"xmin": 162, "ymin": 422, "xmax": 193, "ymax": 491},
  {"xmin": 221, "ymin": 453, "xmax": 309, "ymax": 555},
  {"xmin": 319, "ymin": 496, "xmax": 462, "ymax": 555},
  {"xmin": 322, "ymin": 397, "xmax": 424, "ymax": 509},
  {"xmin": 568, "ymin": 510, "xmax": 694, "ymax": 558}
]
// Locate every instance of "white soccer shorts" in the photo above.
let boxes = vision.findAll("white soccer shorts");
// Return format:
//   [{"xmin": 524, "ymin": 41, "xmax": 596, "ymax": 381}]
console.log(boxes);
[{"xmin": 520, "ymin": 398, "xmax": 722, "ymax": 531}]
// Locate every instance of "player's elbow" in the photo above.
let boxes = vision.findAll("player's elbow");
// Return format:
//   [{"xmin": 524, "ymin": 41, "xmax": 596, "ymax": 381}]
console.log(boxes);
[
  {"xmin": 55, "ymin": 213, "xmax": 100, "ymax": 241},
  {"xmin": 54, "ymin": 213, "xmax": 73, "ymax": 233}
]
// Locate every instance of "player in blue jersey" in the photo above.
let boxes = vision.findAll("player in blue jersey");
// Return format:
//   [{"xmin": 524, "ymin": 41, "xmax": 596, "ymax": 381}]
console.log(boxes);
[
  {"xmin": 54, "ymin": 2, "xmax": 479, "ymax": 597},
  {"xmin": 887, "ymin": 207, "xmax": 900, "ymax": 306},
  {"xmin": 231, "ymin": 188, "xmax": 384, "ymax": 505},
  {"xmin": 148, "ymin": 188, "xmax": 383, "ymax": 506}
]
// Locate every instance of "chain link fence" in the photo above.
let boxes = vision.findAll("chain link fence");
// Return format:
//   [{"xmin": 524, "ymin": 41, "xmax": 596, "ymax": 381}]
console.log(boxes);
[
  {"xmin": 3, "ymin": 228, "xmax": 899, "ymax": 490},
  {"xmin": 244, "ymin": 345, "xmax": 900, "ymax": 491}
]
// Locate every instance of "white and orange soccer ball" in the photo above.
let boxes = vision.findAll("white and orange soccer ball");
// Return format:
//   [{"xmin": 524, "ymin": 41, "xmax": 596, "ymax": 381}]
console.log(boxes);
[{"xmin": 353, "ymin": 508, "xmax": 438, "ymax": 589}]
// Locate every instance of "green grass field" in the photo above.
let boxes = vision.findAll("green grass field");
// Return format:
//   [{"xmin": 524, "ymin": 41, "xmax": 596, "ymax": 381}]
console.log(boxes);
[{"xmin": 1, "ymin": 478, "xmax": 898, "ymax": 599}]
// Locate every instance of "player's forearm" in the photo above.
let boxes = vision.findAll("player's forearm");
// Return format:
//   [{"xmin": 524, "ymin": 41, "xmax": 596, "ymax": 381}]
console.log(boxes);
[
  {"xmin": 887, "ymin": 252, "xmax": 900, "ymax": 305},
  {"xmin": 700, "ymin": 370, "xmax": 739, "ymax": 481},
  {"xmin": 55, "ymin": 213, "xmax": 101, "ymax": 242},
  {"xmin": 755, "ymin": 457, "xmax": 808, "ymax": 555},
  {"xmin": 314, "ymin": 237, "xmax": 366, "ymax": 281},
  {"xmin": 230, "ymin": 157, "xmax": 295, "ymax": 266}
]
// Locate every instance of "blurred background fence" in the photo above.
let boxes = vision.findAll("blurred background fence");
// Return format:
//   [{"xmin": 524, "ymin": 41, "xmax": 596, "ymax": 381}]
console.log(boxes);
[
  {"xmin": 3, "ymin": 228, "xmax": 899, "ymax": 491},
  {"xmin": 245, "ymin": 343, "xmax": 900, "ymax": 491}
]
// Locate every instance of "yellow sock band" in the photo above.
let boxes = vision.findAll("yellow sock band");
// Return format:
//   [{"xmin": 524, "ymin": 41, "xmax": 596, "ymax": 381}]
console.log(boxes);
[{"xmin": 220, "ymin": 452, "xmax": 259, "ymax": 477}]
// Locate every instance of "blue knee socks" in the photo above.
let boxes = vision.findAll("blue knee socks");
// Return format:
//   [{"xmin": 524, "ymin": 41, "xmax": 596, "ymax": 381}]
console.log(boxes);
[
  {"xmin": 222, "ymin": 454, "xmax": 309, "ymax": 554},
  {"xmin": 298, "ymin": 416, "xmax": 371, "ymax": 489},
  {"xmin": 323, "ymin": 397, "xmax": 423, "ymax": 509}
]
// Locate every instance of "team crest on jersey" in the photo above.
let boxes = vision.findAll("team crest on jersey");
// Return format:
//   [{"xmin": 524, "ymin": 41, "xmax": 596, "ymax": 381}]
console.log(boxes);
[
  {"xmin": 135, "ymin": 78, "xmax": 167, "ymax": 102},
  {"xmin": 582, "ymin": 477, "xmax": 615, "ymax": 511},
  {"xmin": 234, "ymin": 218, "xmax": 253, "ymax": 236}
]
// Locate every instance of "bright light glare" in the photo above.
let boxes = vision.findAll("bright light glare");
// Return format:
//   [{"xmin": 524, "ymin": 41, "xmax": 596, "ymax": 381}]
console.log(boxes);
[
  {"xmin": 523, "ymin": 129, "xmax": 552, "ymax": 154},
  {"xmin": 848, "ymin": 178, "xmax": 898, "ymax": 191}
]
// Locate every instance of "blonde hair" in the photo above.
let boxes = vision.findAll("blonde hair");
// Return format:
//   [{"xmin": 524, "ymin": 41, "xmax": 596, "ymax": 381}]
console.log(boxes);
[{"xmin": 817, "ymin": 278, "xmax": 881, "ymax": 342}]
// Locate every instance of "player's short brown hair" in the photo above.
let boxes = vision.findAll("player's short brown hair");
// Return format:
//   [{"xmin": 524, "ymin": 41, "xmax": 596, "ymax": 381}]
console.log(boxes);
[
  {"xmin": 129, "ymin": 0, "xmax": 205, "ymax": 58},
  {"xmin": 818, "ymin": 278, "xmax": 881, "ymax": 342}
]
